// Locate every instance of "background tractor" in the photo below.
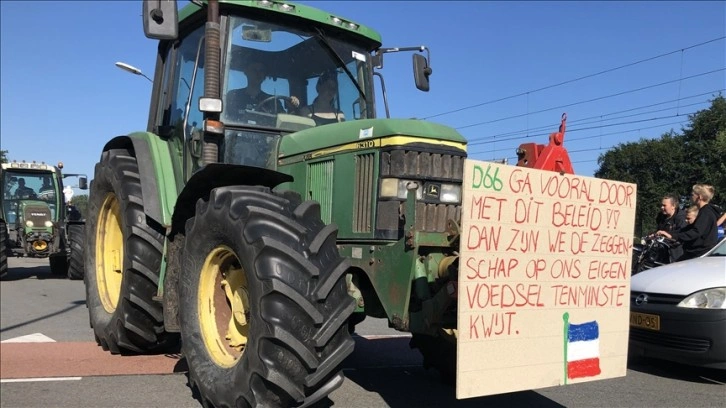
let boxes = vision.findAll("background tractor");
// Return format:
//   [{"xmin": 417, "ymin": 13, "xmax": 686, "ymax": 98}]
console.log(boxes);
[
  {"xmin": 84, "ymin": 1, "xmax": 578, "ymax": 407},
  {"xmin": 0, "ymin": 160, "xmax": 88, "ymax": 279}
]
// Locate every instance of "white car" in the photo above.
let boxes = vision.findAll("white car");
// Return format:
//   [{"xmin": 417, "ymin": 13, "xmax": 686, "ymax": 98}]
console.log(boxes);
[{"xmin": 629, "ymin": 238, "xmax": 726, "ymax": 369}]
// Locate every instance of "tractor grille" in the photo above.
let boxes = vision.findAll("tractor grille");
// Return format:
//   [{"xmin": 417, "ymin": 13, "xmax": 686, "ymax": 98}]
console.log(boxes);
[
  {"xmin": 381, "ymin": 149, "xmax": 464, "ymax": 233},
  {"xmin": 308, "ymin": 160, "xmax": 334, "ymax": 224},
  {"xmin": 24, "ymin": 206, "xmax": 51, "ymax": 227},
  {"xmin": 353, "ymin": 153, "xmax": 375, "ymax": 233},
  {"xmin": 415, "ymin": 203, "xmax": 461, "ymax": 232},
  {"xmin": 380, "ymin": 150, "xmax": 464, "ymax": 181}
]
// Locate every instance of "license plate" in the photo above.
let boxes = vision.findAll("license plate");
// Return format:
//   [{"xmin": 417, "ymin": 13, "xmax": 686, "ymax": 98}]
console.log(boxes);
[{"xmin": 630, "ymin": 312, "xmax": 660, "ymax": 331}]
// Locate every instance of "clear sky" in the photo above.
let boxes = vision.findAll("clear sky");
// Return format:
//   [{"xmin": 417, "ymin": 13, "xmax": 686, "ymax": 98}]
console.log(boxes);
[{"xmin": 1, "ymin": 1, "xmax": 724, "ymax": 195}]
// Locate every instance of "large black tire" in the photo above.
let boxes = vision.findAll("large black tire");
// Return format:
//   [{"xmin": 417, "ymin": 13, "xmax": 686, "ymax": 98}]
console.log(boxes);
[
  {"xmin": 67, "ymin": 224, "xmax": 85, "ymax": 280},
  {"xmin": 179, "ymin": 186, "xmax": 355, "ymax": 408},
  {"xmin": 410, "ymin": 329, "xmax": 457, "ymax": 385},
  {"xmin": 84, "ymin": 148, "xmax": 178, "ymax": 354},
  {"xmin": 0, "ymin": 220, "xmax": 8, "ymax": 280},
  {"xmin": 49, "ymin": 254, "xmax": 69, "ymax": 276}
]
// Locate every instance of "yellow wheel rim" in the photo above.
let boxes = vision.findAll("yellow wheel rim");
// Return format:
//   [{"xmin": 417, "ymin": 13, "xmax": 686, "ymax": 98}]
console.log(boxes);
[
  {"xmin": 198, "ymin": 246, "xmax": 249, "ymax": 368},
  {"xmin": 96, "ymin": 193, "xmax": 124, "ymax": 313},
  {"xmin": 33, "ymin": 241, "xmax": 48, "ymax": 251}
]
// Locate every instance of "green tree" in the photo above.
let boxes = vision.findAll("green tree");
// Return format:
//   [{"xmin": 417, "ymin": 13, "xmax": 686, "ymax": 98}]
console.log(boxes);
[
  {"xmin": 71, "ymin": 194, "xmax": 89, "ymax": 218},
  {"xmin": 595, "ymin": 95, "xmax": 726, "ymax": 236},
  {"xmin": 0, "ymin": 150, "xmax": 7, "ymax": 163},
  {"xmin": 595, "ymin": 133, "xmax": 685, "ymax": 235},
  {"xmin": 680, "ymin": 96, "xmax": 726, "ymax": 206}
]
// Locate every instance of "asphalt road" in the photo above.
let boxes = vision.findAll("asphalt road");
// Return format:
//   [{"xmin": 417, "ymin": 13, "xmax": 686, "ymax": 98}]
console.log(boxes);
[{"xmin": 1, "ymin": 257, "xmax": 724, "ymax": 408}]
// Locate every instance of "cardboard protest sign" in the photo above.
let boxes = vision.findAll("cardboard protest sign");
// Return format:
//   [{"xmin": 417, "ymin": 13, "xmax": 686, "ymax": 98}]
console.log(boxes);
[{"xmin": 457, "ymin": 160, "xmax": 637, "ymax": 399}]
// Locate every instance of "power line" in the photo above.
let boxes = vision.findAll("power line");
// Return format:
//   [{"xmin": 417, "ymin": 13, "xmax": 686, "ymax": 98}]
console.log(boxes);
[
  {"xmin": 456, "ymin": 67, "xmax": 724, "ymax": 131},
  {"xmin": 552, "ymin": 100, "xmax": 708, "ymax": 129},
  {"xmin": 422, "ymin": 36, "xmax": 725, "ymax": 120},
  {"xmin": 468, "ymin": 111, "xmax": 695, "ymax": 147},
  {"xmin": 492, "ymin": 100, "xmax": 706, "ymax": 144},
  {"xmin": 472, "ymin": 89, "xmax": 723, "ymax": 141},
  {"xmin": 469, "ymin": 117, "xmax": 690, "ymax": 156},
  {"xmin": 567, "ymin": 119, "xmax": 687, "ymax": 143},
  {"xmin": 485, "ymin": 120, "xmax": 691, "ymax": 164}
]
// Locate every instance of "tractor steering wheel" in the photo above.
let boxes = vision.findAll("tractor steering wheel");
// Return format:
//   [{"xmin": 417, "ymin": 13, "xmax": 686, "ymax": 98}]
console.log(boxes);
[{"xmin": 256, "ymin": 95, "xmax": 298, "ymax": 114}]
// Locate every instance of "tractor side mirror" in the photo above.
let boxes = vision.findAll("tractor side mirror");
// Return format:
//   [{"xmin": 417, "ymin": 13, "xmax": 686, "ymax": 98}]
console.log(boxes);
[
  {"xmin": 143, "ymin": 0, "xmax": 179, "ymax": 40},
  {"xmin": 78, "ymin": 176, "xmax": 88, "ymax": 190},
  {"xmin": 413, "ymin": 54, "xmax": 431, "ymax": 92}
]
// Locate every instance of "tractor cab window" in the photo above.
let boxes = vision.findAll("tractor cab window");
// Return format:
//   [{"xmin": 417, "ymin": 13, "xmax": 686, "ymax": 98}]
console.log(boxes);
[
  {"xmin": 167, "ymin": 25, "xmax": 207, "ymax": 177},
  {"xmin": 222, "ymin": 15, "xmax": 374, "ymax": 131},
  {"xmin": 171, "ymin": 25, "xmax": 206, "ymax": 135},
  {"xmin": 38, "ymin": 176, "xmax": 56, "ymax": 201},
  {"xmin": 2, "ymin": 171, "xmax": 59, "ymax": 221}
]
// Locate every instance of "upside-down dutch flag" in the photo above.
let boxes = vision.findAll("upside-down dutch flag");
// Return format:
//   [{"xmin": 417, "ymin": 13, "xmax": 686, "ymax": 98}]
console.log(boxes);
[{"xmin": 563, "ymin": 312, "xmax": 601, "ymax": 383}]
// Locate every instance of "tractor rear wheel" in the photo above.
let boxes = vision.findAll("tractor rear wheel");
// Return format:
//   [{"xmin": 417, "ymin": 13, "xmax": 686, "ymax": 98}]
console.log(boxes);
[
  {"xmin": 49, "ymin": 254, "xmax": 69, "ymax": 276},
  {"xmin": 0, "ymin": 220, "xmax": 8, "ymax": 280},
  {"xmin": 67, "ymin": 224, "xmax": 85, "ymax": 280},
  {"xmin": 84, "ymin": 148, "xmax": 178, "ymax": 353},
  {"xmin": 179, "ymin": 186, "xmax": 355, "ymax": 408}
]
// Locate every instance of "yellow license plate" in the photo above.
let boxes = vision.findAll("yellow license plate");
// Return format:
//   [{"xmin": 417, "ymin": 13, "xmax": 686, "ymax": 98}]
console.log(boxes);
[{"xmin": 630, "ymin": 312, "xmax": 660, "ymax": 331}]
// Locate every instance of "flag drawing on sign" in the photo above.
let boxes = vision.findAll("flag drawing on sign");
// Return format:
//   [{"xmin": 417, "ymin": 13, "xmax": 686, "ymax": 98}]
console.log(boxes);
[{"xmin": 562, "ymin": 312, "xmax": 601, "ymax": 383}]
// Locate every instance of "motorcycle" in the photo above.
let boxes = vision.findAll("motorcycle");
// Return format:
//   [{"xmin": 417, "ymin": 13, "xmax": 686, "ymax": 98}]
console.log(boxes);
[{"xmin": 631, "ymin": 235, "xmax": 681, "ymax": 275}]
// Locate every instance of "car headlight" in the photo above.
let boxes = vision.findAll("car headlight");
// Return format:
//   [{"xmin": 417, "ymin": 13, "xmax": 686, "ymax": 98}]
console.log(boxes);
[
  {"xmin": 25, "ymin": 220, "xmax": 34, "ymax": 227},
  {"xmin": 44, "ymin": 221, "xmax": 53, "ymax": 228},
  {"xmin": 678, "ymin": 287, "xmax": 726, "ymax": 309},
  {"xmin": 380, "ymin": 178, "xmax": 421, "ymax": 200},
  {"xmin": 440, "ymin": 184, "xmax": 462, "ymax": 203}
]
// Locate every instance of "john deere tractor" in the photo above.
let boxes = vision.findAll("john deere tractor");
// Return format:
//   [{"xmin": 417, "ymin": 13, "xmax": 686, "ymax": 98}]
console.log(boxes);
[
  {"xmin": 0, "ymin": 161, "xmax": 87, "ymax": 279},
  {"xmin": 83, "ymin": 1, "xmax": 575, "ymax": 406}
]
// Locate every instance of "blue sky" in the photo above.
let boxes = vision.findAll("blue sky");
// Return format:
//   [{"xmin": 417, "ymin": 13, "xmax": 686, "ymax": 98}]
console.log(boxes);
[{"xmin": 1, "ymin": 1, "xmax": 724, "ymax": 194}]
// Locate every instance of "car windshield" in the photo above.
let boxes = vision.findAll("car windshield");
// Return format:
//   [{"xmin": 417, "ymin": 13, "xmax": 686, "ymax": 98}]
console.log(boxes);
[
  {"xmin": 706, "ymin": 239, "xmax": 726, "ymax": 257},
  {"xmin": 221, "ymin": 15, "xmax": 374, "ymax": 131}
]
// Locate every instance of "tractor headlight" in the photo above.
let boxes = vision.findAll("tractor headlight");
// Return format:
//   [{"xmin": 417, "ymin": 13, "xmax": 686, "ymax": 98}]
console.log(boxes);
[
  {"xmin": 380, "ymin": 178, "xmax": 421, "ymax": 200},
  {"xmin": 25, "ymin": 220, "xmax": 34, "ymax": 227},
  {"xmin": 440, "ymin": 184, "xmax": 462, "ymax": 203},
  {"xmin": 44, "ymin": 221, "xmax": 53, "ymax": 228}
]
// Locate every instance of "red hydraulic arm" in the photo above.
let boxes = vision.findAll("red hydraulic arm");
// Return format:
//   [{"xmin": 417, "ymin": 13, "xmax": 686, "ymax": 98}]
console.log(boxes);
[{"xmin": 516, "ymin": 113, "xmax": 574, "ymax": 174}]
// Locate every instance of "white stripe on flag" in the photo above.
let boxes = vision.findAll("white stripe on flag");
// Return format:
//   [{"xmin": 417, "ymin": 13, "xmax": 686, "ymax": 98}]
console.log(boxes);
[{"xmin": 567, "ymin": 339, "xmax": 599, "ymax": 362}]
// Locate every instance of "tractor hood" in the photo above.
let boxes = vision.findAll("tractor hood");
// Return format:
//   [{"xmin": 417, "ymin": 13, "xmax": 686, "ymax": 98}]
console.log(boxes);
[
  {"xmin": 18, "ymin": 200, "xmax": 53, "ymax": 215},
  {"xmin": 17, "ymin": 200, "xmax": 55, "ymax": 232},
  {"xmin": 278, "ymin": 119, "xmax": 467, "ymax": 159}
]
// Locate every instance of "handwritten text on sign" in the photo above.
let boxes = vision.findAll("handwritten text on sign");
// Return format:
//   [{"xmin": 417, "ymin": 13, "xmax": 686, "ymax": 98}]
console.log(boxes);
[{"xmin": 456, "ymin": 160, "xmax": 636, "ymax": 398}]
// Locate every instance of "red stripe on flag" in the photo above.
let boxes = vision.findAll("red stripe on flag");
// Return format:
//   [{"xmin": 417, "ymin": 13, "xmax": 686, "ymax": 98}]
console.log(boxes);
[{"xmin": 567, "ymin": 358, "xmax": 601, "ymax": 379}]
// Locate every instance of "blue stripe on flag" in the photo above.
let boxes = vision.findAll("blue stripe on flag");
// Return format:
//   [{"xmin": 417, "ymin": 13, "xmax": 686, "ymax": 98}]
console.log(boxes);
[{"xmin": 567, "ymin": 321, "xmax": 599, "ymax": 342}]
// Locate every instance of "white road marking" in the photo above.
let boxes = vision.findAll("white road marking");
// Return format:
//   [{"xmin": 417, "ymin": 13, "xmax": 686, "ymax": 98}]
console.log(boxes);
[
  {"xmin": 1, "ymin": 377, "xmax": 82, "ymax": 383},
  {"xmin": 355, "ymin": 334, "xmax": 411, "ymax": 339},
  {"xmin": 1, "ymin": 333, "xmax": 56, "ymax": 343}
]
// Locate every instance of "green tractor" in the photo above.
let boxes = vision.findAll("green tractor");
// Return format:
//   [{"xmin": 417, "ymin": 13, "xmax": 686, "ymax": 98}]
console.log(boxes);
[
  {"xmin": 0, "ymin": 161, "xmax": 88, "ymax": 280},
  {"xmin": 83, "ymin": 1, "xmax": 559, "ymax": 406}
]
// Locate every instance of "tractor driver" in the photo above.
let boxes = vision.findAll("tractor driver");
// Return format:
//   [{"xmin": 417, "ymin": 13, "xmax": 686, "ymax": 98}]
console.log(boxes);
[
  {"xmin": 14, "ymin": 178, "xmax": 36, "ymax": 199},
  {"xmin": 226, "ymin": 61, "xmax": 299, "ymax": 115},
  {"xmin": 38, "ymin": 178, "xmax": 55, "ymax": 200}
]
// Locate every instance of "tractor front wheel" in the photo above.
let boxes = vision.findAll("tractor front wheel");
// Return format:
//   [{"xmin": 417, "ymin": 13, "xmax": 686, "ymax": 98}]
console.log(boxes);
[
  {"xmin": 49, "ymin": 254, "xmax": 69, "ymax": 276},
  {"xmin": 179, "ymin": 186, "xmax": 355, "ymax": 407},
  {"xmin": 84, "ymin": 148, "xmax": 177, "ymax": 353},
  {"xmin": 67, "ymin": 224, "xmax": 85, "ymax": 280},
  {"xmin": 0, "ymin": 220, "xmax": 8, "ymax": 280}
]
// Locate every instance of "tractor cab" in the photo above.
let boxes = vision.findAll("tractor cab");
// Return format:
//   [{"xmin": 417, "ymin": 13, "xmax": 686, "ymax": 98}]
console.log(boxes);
[{"xmin": 147, "ymin": 1, "xmax": 431, "ymax": 181}]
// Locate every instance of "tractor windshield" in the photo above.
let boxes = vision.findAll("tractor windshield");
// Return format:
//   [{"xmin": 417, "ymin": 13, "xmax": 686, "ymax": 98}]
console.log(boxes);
[
  {"xmin": 221, "ymin": 15, "xmax": 374, "ymax": 130},
  {"xmin": 2, "ymin": 170, "xmax": 60, "ymax": 222}
]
